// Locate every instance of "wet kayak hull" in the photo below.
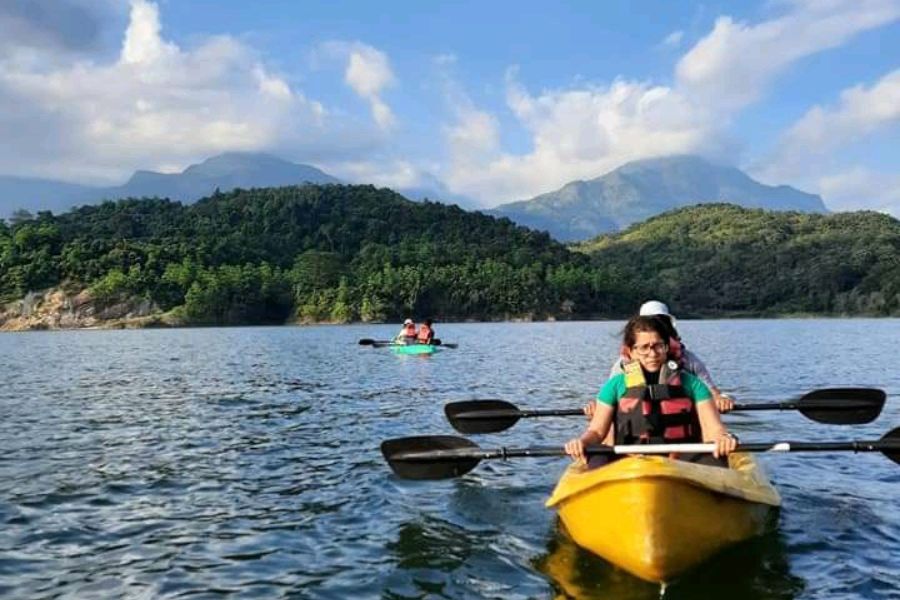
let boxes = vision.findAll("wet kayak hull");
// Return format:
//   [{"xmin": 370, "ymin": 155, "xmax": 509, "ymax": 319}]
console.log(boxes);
[{"xmin": 545, "ymin": 453, "xmax": 781, "ymax": 583}]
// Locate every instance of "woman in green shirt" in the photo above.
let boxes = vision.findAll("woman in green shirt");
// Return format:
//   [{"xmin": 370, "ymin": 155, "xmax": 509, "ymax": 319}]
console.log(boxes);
[{"xmin": 565, "ymin": 315, "xmax": 737, "ymax": 465}]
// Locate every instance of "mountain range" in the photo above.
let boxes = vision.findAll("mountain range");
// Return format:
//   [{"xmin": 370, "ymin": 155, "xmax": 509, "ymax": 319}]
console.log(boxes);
[
  {"xmin": 488, "ymin": 155, "xmax": 827, "ymax": 241},
  {"xmin": 0, "ymin": 153, "xmax": 339, "ymax": 218},
  {"xmin": 2, "ymin": 153, "xmax": 828, "ymax": 242}
]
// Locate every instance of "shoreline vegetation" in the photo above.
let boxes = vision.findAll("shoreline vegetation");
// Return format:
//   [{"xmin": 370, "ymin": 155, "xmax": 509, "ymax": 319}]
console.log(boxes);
[
  {"xmin": 2, "ymin": 286, "xmax": 891, "ymax": 333},
  {"xmin": 2, "ymin": 185, "xmax": 899, "ymax": 331}
]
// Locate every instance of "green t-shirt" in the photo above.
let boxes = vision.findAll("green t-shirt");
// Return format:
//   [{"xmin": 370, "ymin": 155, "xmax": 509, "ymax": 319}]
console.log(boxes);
[{"xmin": 596, "ymin": 371, "xmax": 712, "ymax": 406}]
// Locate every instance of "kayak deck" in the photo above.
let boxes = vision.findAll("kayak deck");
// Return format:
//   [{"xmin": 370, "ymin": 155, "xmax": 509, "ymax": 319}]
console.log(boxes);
[
  {"xmin": 545, "ymin": 453, "xmax": 781, "ymax": 583},
  {"xmin": 391, "ymin": 344, "xmax": 438, "ymax": 355}
]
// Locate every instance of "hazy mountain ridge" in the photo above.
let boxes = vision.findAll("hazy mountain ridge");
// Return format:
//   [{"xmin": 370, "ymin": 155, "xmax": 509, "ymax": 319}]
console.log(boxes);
[
  {"xmin": 489, "ymin": 155, "xmax": 827, "ymax": 241},
  {"xmin": 0, "ymin": 153, "xmax": 340, "ymax": 217}
]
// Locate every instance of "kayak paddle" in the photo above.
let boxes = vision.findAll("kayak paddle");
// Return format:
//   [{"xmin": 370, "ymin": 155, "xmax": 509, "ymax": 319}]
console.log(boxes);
[
  {"xmin": 359, "ymin": 338, "xmax": 393, "ymax": 346},
  {"xmin": 432, "ymin": 338, "xmax": 458, "ymax": 349},
  {"xmin": 381, "ymin": 427, "xmax": 900, "ymax": 480},
  {"xmin": 444, "ymin": 388, "xmax": 886, "ymax": 434},
  {"xmin": 359, "ymin": 337, "xmax": 457, "ymax": 348}
]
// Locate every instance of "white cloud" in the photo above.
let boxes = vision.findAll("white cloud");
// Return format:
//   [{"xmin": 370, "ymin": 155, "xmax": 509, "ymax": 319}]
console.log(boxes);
[
  {"xmin": 779, "ymin": 69, "xmax": 900, "ymax": 156},
  {"xmin": 0, "ymin": 0, "xmax": 119, "ymax": 62},
  {"xmin": 344, "ymin": 44, "xmax": 396, "ymax": 130},
  {"xmin": 434, "ymin": 53, "xmax": 457, "ymax": 65},
  {"xmin": 662, "ymin": 30, "xmax": 684, "ymax": 47},
  {"xmin": 0, "ymin": 0, "xmax": 358, "ymax": 183},
  {"xmin": 120, "ymin": 0, "xmax": 177, "ymax": 65},
  {"xmin": 755, "ymin": 68, "xmax": 900, "ymax": 216},
  {"xmin": 818, "ymin": 167, "xmax": 900, "ymax": 213},
  {"xmin": 326, "ymin": 158, "xmax": 422, "ymax": 189},
  {"xmin": 676, "ymin": 0, "xmax": 900, "ymax": 112},
  {"xmin": 443, "ymin": 71, "xmax": 732, "ymax": 204},
  {"xmin": 439, "ymin": 0, "xmax": 900, "ymax": 206}
]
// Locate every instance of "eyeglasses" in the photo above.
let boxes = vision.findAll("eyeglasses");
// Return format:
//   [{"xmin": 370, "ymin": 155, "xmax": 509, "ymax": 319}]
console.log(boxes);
[{"xmin": 632, "ymin": 342, "xmax": 667, "ymax": 356}]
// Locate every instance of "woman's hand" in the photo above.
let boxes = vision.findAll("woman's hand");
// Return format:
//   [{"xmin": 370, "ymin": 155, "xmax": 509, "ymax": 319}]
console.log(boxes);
[
  {"xmin": 714, "ymin": 391, "xmax": 735, "ymax": 413},
  {"xmin": 565, "ymin": 438, "xmax": 587, "ymax": 464},
  {"xmin": 582, "ymin": 402, "xmax": 597, "ymax": 418},
  {"xmin": 712, "ymin": 431, "xmax": 738, "ymax": 458}
]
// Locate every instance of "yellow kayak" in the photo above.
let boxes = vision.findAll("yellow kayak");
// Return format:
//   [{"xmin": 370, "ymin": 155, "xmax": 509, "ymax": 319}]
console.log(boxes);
[{"xmin": 545, "ymin": 453, "xmax": 781, "ymax": 584}]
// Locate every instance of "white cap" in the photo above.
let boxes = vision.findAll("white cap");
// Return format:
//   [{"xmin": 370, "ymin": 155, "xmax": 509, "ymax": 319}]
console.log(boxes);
[
  {"xmin": 639, "ymin": 300, "xmax": 672, "ymax": 317},
  {"xmin": 639, "ymin": 300, "xmax": 678, "ymax": 334},
  {"xmin": 403, "ymin": 318, "xmax": 414, "ymax": 325}
]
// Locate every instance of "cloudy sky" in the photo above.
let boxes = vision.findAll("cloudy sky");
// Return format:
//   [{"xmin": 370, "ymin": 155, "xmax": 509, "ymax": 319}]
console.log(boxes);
[{"xmin": 0, "ymin": 0, "xmax": 898, "ymax": 213}]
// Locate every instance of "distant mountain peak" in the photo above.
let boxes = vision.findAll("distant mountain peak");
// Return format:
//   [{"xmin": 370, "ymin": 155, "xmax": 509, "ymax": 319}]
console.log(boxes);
[
  {"xmin": 489, "ymin": 154, "xmax": 827, "ymax": 242},
  {"xmin": 2, "ymin": 152, "xmax": 341, "ymax": 217},
  {"xmin": 185, "ymin": 152, "xmax": 296, "ymax": 174}
]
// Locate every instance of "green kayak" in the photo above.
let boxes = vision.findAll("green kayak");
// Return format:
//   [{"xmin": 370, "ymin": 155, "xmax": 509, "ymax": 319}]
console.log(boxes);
[{"xmin": 391, "ymin": 344, "xmax": 439, "ymax": 355}]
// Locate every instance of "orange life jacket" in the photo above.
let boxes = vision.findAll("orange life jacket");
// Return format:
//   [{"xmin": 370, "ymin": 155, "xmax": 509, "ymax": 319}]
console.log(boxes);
[{"xmin": 615, "ymin": 360, "xmax": 700, "ymax": 445}]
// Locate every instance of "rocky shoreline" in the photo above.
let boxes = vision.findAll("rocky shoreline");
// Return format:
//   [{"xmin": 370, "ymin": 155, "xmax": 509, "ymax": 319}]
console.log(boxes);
[{"xmin": 0, "ymin": 288, "xmax": 179, "ymax": 331}]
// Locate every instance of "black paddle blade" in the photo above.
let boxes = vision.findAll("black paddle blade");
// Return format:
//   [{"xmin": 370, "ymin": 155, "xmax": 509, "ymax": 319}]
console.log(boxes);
[
  {"xmin": 359, "ymin": 338, "xmax": 375, "ymax": 345},
  {"xmin": 880, "ymin": 427, "xmax": 900, "ymax": 466},
  {"xmin": 431, "ymin": 339, "xmax": 458, "ymax": 348},
  {"xmin": 381, "ymin": 435, "xmax": 481, "ymax": 480},
  {"xmin": 798, "ymin": 388, "xmax": 886, "ymax": 425},
  {"xmin": 445, "ymin": 400, "xmax": 521, "ymax": 434}
]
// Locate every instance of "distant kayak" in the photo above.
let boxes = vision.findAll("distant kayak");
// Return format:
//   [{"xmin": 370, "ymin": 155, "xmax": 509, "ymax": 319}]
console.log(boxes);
[{"xmin": 391, "ymin": 344, "xmax": 439, "ymax": 355}]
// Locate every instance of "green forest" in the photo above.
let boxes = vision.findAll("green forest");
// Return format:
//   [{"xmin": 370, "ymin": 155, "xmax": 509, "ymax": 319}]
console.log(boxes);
[
  {"xmin": 0, "ymin": 185, "xmax": 628, "ymax": 324},
  {"xmin": 579, "ymin": 203, "xmax": 900, "ymax": 316},
  {"xmin": 2, "ymin": 188, "xmax": 899, "ymax": 326}
]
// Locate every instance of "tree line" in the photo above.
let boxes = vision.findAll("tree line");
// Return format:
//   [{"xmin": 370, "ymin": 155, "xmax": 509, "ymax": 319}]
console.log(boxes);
[
  {"xmin": 0, "ymin": 185, "xmax": 628, "ymax": 324},
  {"xmin": 2, "ymin": 190, "xmax": 898, "ymax": 325},
  {"xmin": 578, "ymin": 203, "xmax": 900, "ymax": 316}
]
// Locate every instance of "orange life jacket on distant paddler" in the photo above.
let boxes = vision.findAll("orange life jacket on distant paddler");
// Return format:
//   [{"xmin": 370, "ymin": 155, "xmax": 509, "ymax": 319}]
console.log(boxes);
[{"xmin": 417, "ymin": 324, "xmax": 433, "ymax": 343}]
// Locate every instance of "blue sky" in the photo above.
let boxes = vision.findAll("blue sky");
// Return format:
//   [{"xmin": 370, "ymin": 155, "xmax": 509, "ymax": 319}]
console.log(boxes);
[{"xmin": 0, "ymin": 0, "xmax": 898, "ymax": 213}]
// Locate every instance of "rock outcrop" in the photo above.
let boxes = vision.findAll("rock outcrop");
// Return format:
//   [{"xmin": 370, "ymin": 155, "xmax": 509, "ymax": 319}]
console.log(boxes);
[{"xmin": 0, "ymin": 288, "xmax": 178, "ymax": 331}]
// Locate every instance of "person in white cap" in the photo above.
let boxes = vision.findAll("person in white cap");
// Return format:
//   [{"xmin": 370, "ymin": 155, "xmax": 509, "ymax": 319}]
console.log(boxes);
[
  {"xmin": 627, "ymin": 300, "xmax": 733, "ymax": 413},
  {"xmin": 585, "ymin": 300, "xmax": 734, "ymax": 416},
  {"xmin": 395, "ymin": 318, "xmax": 418, "ymax": 344}
]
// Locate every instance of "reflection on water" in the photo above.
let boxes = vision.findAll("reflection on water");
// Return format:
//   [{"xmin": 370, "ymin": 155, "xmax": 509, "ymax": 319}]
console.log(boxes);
[{"xmin": 534, "ymin": 517, "xmax": 805, "ymax": 600}]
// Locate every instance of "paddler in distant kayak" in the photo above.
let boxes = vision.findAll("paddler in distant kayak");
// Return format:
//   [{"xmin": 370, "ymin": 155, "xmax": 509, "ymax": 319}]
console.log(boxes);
[
  {"xmin": 585, "ymin": 300, "xmax": 734, "ymax": 416},
  {"xmin": 416, "ymin": 319, "xmax": 435, "ymax": 345},
  {"xmin": 567, "ymin": 315, "xmax": 738, "ymax": 468},
  {"xmin": 395, "ymin": 318, "xmax": 418, "ymax": 344}
]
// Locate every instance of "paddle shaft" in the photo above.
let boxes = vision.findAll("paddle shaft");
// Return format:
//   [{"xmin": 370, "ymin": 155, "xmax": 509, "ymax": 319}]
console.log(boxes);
[
  {"xmin": 393, "ymin": 439, "xmax": 900, "ymax": 462},
  {"xmin": 733, "ymin": 400, "xmax": 874, "ymax": 411},
  {"xmin": 452, "ymin": 408, "xmax": 583, "ymax": 420},
  {"xmin": 453, "ymin": 401, "xmax": 876, "ymax": 420}
]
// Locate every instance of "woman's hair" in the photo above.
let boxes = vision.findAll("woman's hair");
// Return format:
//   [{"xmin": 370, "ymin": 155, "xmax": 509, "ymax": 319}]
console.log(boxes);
[
  {"xmin": 654, "ymin": 314, "xmax": 680, "ymax": 341},
  {"xmin": 623, "ymin": 315, "xmax": 671, "ymax": 348}
]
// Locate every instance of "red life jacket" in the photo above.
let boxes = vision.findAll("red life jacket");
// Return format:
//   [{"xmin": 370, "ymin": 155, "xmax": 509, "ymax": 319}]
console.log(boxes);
[
  {"xmin": 417, "ymin": 325, "xmax": 433, "ymax": 343},
  {"xmin": 614, "ymin": 360, "xmax": 700, "ymax": 445}
]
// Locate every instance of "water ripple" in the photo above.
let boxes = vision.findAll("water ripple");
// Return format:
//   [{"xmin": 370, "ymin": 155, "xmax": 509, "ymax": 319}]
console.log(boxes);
[{"xmin": 1, "ymin": 321, "xmax": 899, "ymax": 598}]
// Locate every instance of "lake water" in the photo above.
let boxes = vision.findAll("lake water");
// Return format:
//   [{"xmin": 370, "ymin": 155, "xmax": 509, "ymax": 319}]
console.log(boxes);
[{"xmin": 1, "ymin": 321, "xmax": 898, "ymax": 599}]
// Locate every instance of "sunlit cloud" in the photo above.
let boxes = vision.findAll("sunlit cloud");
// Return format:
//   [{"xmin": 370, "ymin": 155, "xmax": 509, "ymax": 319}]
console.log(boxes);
[
  {"xmin": 0, "ymin": 0, "xmax": 369, "ymax": 183},
  {"xmin": 439, "ymin": 0, "xmax": 900, "ymax": 206}
]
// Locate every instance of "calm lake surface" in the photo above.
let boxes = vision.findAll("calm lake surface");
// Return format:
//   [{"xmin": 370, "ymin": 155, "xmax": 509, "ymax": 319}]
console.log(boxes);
[{"xmin": 1, "ymin": 321, "xmax": 898, "ymax": 599}]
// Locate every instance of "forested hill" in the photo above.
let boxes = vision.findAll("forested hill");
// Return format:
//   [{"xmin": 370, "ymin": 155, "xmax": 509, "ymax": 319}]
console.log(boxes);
[
  {"xmin": 577, "ymin": 204, "xmax": 900, "ymax": 316},
  {"xmin": 0, "ymin": 185, "xmax": 628, "ymax": 325}
]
